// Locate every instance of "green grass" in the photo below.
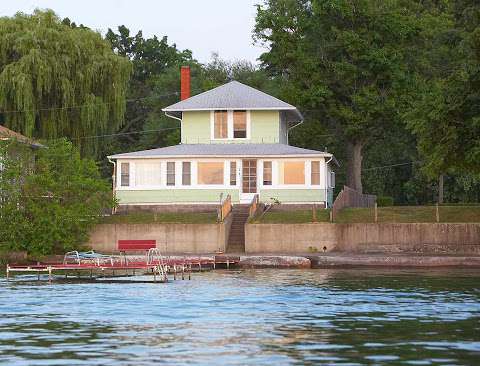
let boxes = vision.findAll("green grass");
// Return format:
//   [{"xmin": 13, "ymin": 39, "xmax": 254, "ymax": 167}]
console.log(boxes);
[
  {"xmin": 101, "ymin": 211, "xmax": 218, "ymax": 224},
  {"xmin": 252, "ymin": 209, "xmax": 331, "ymax": 224},
  {"xmin": 251, "ymin": 205, "xmax": 480, "ymax": 224},
  {"xmin": 336, "ymin": 206, "xmax": 480, "ymax": 223}
]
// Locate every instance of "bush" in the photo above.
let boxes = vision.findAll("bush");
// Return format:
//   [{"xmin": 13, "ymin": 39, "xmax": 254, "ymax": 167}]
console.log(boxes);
[
  {"xmin": 377, "ymin": 196, "xmax": 394, "ymax": 206},
  {"xmin": 0, "ymin": 139, "xmax": 115, "ymax": 256}
]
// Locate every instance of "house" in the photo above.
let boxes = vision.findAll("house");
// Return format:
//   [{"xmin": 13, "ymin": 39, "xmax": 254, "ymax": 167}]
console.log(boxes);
[
  {"xmin": 108, "ymin": 67, "xmax": 336, "ymax": 212},
  {"xmin": 0, "ymin": 125, "xmax": 41, "ymax": 171}
]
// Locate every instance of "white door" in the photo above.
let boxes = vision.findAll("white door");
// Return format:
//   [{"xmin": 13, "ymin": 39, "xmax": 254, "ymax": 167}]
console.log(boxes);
[{"xmin": 240, "ymin": 159, "xmax": 257, "ymax": 203}]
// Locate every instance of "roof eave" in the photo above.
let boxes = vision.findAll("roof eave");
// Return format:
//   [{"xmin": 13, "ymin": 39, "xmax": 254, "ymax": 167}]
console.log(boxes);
[{"xmin": 108, "ymin": 152, "xmax": 333, "ymax": 159}]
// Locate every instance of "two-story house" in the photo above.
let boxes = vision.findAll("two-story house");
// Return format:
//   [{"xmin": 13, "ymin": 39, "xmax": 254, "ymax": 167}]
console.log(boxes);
[{"xmin": 108, "ymin": 67, "xmax": 336, "ymax": 211}]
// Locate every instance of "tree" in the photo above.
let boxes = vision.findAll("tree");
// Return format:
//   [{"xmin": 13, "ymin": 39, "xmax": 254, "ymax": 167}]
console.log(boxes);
[
  {"xmin": 407, "ymin": 1, "xmax": 480, "ymax": 180},
  {"xmin": 254, "ymin": 0, "xmax": 422, "ymax": 193},
  {"xmin": 0, "ymin": 10, "xmax": 131, "ymax": 155},
  {"xmin": 0, "ymin": 139, "xmax": 114, "ymax": 256}
]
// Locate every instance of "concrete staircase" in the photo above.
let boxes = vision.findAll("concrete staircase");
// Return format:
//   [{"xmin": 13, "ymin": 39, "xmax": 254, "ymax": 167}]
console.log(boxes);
[{"xmin": 226, "ymin": 204, "xmax": 249, "ymax": 253}]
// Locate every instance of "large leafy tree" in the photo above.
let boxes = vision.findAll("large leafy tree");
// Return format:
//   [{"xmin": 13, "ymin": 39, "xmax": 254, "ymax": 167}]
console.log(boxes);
[
  {"xmin": 407, "ymin": 1, "xmax": 480, "ymax": 179},
  {"xmin": 0, "ymin": 139, "xmax": 113, "ymax": 256},
  {"xmin": 0, "ymin": 10, "xmax": 131, "ymax": 155},
  {"xmin": 254, "ymin": 0, "xmax": 421, "ymax": 193}
]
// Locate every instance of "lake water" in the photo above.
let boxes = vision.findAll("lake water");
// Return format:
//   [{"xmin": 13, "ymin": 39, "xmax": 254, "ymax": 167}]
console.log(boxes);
[{"xmin": 1, "ymin": 269, "xmax": 479, "ymax": 365}]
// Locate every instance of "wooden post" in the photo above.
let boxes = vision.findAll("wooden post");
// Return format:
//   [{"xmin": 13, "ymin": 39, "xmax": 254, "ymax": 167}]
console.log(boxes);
[
  {"xmin": 153, "ymin": 266, "xmax": 157, "ymax": 282},
  {"xmin": 6, "ymin": 265, "xmax": 9, "ymax": 281},
  {"xmin": 48, "ymin": 266, "xmax": 52, "ymax": 284},
  {"xmin": 374, "ymin": 203, "xmax": 378, "ymax": 223},
  {"xmin": 436, "ymin": 203, "xmax": 440, "ymax": 223}
]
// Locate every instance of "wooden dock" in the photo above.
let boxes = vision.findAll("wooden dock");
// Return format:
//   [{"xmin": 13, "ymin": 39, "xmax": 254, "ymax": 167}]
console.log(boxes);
[{"xmin": 6, "ymin": 255, "xmax": 240, "ymax": 283}]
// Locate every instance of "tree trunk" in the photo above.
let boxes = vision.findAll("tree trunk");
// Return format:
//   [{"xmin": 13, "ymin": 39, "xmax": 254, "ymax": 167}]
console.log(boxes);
[
  {"xmin": 346, "ymin": 141, "xmax": 364, "ymax": 193},
  {"xmin": 438, "ymin": 174, "xmax": 444, "ymax": 204}
]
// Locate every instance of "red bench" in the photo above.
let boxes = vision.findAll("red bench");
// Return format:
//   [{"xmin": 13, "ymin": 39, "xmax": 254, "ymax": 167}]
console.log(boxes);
[{"xmin": 118, "ymin": 240, "xmax": 156, "ymax": 251}]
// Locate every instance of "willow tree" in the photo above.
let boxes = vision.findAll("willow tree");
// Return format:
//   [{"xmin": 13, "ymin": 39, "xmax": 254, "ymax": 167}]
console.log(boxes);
[{"xmin": 0, "ymin": 10, "xmax": 131, "ymax": 155}]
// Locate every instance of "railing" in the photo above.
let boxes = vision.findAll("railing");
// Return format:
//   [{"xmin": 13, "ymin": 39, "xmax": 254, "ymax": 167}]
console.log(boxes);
[
  {"xmin": 332, "ymin": 185, "xmax": 377, "ymax": 221},
  {"xmin": 248, "ymin": 194, "xmax": 259, "ymax": 219},
  {"xmin": 218, "ymin": 194, "xmax": 232, "ymax": 222}
]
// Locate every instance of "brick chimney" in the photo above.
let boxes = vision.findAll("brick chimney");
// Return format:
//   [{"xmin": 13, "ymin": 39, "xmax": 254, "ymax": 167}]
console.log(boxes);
[{"xmin": 180, "ymin": 66, "xmax": 191, "ymax": 100}]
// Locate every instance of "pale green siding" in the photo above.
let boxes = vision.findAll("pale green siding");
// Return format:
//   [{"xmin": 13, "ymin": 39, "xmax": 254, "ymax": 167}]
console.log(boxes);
[
  {"xmin": 181, "ymin": 111, "xmax": 210, "ymax": 144},
  {"xmin": 260, "ymin": 189, "xmax": 326, "ymax": 203},
  {"xmin": 117, "ymin": 189, "xmax": 240, "ymax": 204},
  {"xmin": 180, "ymin": 110, "xmax": 281, "ymax": 144},
  {"xmin": 250, "ymin": 111, "xmax": 280, "ymax": 143}
]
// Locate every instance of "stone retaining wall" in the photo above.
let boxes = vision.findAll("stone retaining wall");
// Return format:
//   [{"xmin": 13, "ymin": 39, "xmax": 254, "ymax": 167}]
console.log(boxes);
[
  {"xmin": 245, "ymin": 223, "xmax": 480, "ymax": 255},
  {"xmin": 89, "ymin": 214, "xmax": 232, "ymax": 254}
]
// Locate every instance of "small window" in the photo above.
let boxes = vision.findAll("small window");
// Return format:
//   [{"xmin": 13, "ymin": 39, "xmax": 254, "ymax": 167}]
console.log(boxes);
[
  {"xmin": 182, "ymin": 162, "xmax": 191, "ymax": 186},
  {"xmin": 198, "ymin": 162, "xmax": 224, "ymax": 185},
  {"xmin": 214, "ymin": 111, "xmax": 228, "ymax": 139},
  {"xmin": 311, "ymin": 161, "xmax": 320, "ymax": 185},
  {"xmin": 167, "ymin": 162, "xmax": 175, "ymax": 186},
  {"xmin": 263, "ymin": 161, "xmax": 272, "ymax": 185},
  {"xmin": 120, "ymin": 162, "xmax": 130, "ymax": 187},
  {"xmin": 233, "ymin": 110, "xmax": 247, "ymax": 138},
  {"xmin": 330, "ymin": 171, "xmax": 335, "ymax": 188},
  {"xmin": 230, "ymin": 161, "xmax": 237, "ymax": 186}
]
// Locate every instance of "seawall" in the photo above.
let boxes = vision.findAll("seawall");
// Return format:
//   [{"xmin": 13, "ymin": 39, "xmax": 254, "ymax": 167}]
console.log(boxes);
[
  {"xmin": 245, "ymin": 223, "xmax": 480, "ymax": 255},
  {"xmin": 89, "ymin": 214, "xmax": 232, "ymax": 254}
]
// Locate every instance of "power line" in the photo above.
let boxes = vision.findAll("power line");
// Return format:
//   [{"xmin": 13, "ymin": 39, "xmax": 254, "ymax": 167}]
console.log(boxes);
[
  {"xmin": 69, "ymin": 127, "xmax": 180, "ymax": 140},
  {"xmin": 363, "ymin": 161, "xmax": 421, "ymax": 171},
  {"xmin": 0, "ymin": 88, "xmax": 202, "ymax": 114}
]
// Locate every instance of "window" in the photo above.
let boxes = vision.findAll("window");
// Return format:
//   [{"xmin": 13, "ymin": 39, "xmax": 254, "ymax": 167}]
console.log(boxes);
[
  {"xmin": 263, "ymin": 161, "xmax": 272, "ymax": 185},
  {"xmin": 311, "ymin": 161, "xmax": 320, "ymax": 185},
  {"xmin": 198, "ymin": 162, "xmax": 224, "ymax": 185},
  {"xmin": 136, "ymin": 162, "xmax": 161, "ymax": 186},
  {"xmin": 120, "ymin": 162, "xmax": 130, "ymax": 187},
  {"xmin": 230, "ymin": 161, "xmax": 237, "ymax": 186},
  {"xmin": 278, "ymin": 161, "xmax": 305, "ymax": 185},
  {"xmin": 182, "ymin": 162, "xmax": 191, "ymax": 185},
  {"xmin": 233, "ymin": 110, "xmax": 247, "ymax": 138},
  {"xmin": 214, "ymin": 111, "xmax": 228, "ymax": 139},
  {"xmin": 166, "ymin": 162, "xmax": 175, "ymax": 186}
]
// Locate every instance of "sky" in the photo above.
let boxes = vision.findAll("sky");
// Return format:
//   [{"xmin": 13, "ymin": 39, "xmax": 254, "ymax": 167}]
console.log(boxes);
[{"xmin": 0, "ymin": 0, "xmax": 266, "ymax": 63}]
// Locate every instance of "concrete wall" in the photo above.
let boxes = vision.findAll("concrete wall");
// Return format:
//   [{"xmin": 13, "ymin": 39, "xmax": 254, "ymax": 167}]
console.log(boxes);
[
  {"xmin": 245, "ymin": 223, "xmax": 480, "ymax": 255},
  {"xmin": 89, "ymin": 214, "xmax": 232, "ymax": 254}
]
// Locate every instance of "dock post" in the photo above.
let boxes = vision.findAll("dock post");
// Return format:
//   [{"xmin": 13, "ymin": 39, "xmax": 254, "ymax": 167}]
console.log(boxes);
[
  {"xmin": 173, "ymin": 265, "xmax": 176, "ymax": 280},
  {"xmin": 38, "ymin": 271, "xmax": 40, "ymax": 281},
  {"xmin": 6, "ymin": 265, "xmax": 9, "ymax": 281},
  {"xmin": 48, "ymin": 266, "xmax": 52, "ymax": 284},
  {"xmin": 153, "ymin": 266, "xmax": 157, "ymax": 283},
  {"xmin": 188, "ymin": 264, "xmax": 191, "ymax": 280},
  {"xmin": 90, "ymin": 270, "xmax": 93, "ymax": 279},
  {"xmin": 227, "ymin": 259, "xmax": 230, "ymax": 269}
]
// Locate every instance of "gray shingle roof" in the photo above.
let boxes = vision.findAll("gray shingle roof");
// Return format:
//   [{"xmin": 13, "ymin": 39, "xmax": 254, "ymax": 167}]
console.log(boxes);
[
  {"xmin": 109, "ymin": 143, "xmax": 331, "ymax": 159},
  {"xmin": 163, "ymin": 81, "xmax": 303, "ymax": 122}
]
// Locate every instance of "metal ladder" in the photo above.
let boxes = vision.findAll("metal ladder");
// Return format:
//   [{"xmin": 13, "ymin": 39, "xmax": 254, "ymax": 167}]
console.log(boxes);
[{"xmin": 146, "ymin": 248, "xmax": 168, "ymax": 282}]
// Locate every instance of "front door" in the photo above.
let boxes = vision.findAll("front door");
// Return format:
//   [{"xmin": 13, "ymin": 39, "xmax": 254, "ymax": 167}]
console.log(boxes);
[{"xmin": 241, "ymin": 159, "xmax": 257, "ymax": 203}]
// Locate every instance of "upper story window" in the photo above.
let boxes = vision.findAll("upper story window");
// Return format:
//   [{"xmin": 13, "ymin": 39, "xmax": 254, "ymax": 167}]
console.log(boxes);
[
  {"xmin": 233, "ymin": 111, "xmax": 247, "ymax": 138},
  {"xmin": 120, "ymin": 162, "xmax": 130, "ymax": 187},
  {"xmin": 214, "ymin": 111, "xmax": 228, "ymax": 139}
]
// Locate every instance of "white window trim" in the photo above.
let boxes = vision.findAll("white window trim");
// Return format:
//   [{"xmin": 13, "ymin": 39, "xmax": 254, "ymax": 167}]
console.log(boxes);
[
  {"xmin": 115, "ymin": 158, "xmax": 328, "ymax": 191},
  {"xmin": 210, "ymin": 110, "xmax": 251, "ymax": 141}
]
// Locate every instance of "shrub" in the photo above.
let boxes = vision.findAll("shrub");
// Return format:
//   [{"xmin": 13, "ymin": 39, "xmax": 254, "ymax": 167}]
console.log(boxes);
[
  {"xmin": 0, "ymin": 139, "xmax": 115, "ymax": 256},
  {"xmin": 377, "ymin": 196, "xmax": 394, "ymax": 206}
]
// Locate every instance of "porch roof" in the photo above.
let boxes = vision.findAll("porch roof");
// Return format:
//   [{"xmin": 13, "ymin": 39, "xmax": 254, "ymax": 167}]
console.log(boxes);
[{"xmin": 109, "ymin": 143, "xmax": 334, "ymax": 160}]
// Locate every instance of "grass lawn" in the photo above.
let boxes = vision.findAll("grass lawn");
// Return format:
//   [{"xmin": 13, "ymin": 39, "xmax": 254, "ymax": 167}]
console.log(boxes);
[
  {"xmin": 335, "ymin": 205, "xmax": 480, "ymax": 223},
  {"xmin": 252, "ymin": 205, "xmax": 480, "ymax": 224},
  {"xmin": 101, "ymin": 211, "xmax": 218, "ymax": 224},
  {"xmin": 252, "ymin": 209, "xmax": 330, "ymax": 224}
]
